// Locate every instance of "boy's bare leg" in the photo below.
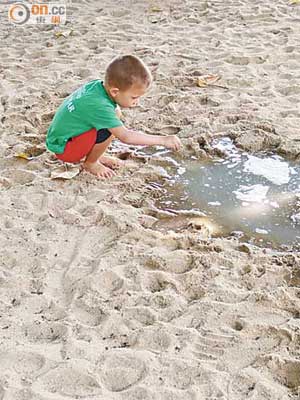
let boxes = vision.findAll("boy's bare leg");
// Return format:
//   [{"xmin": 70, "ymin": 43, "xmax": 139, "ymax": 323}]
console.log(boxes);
[
  {"xmin": 83, "ymin": 136, "xmax": 115, "ymax": 178},
  {"xmin": 99, "ymin": 154, "xmax": 123, "ymax": 169},
  {"xmin": 95, "ymin": 136, "xmax": 124, "ymax": 169}
]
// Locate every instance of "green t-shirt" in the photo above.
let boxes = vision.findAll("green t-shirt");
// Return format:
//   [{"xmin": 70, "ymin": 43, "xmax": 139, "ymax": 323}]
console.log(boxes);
[{"xmin": 46, "ymin": 80, "xmax": 123, "ymax": 154}]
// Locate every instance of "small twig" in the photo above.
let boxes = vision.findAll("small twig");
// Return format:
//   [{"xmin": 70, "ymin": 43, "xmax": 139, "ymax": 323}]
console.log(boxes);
[{"xmin": 209, "ymin": 84, "xmax": 230, "ymax": 90}]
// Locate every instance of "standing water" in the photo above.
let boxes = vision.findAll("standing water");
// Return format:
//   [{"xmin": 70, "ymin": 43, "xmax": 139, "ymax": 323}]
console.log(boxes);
[{"xmin": 149, "ymin": 138, "xmax": 300, "ymax": 249}]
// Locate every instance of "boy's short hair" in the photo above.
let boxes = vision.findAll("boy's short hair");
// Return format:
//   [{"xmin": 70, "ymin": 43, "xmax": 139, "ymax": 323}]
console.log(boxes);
[{"xmin": 105, "ymin": 55, "xmax": 152, "ymax": 91}]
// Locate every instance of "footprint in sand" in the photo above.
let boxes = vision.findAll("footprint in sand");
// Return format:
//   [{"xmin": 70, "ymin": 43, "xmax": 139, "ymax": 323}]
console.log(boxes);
[
  {"xmin": 158, "ymin": 125, "xmax": 181, "ymax": 135},
  {"xmin": 4, "ymin": 388, "xmax": 49, "ymax": 400},
  {"xmin": 198, "ymin": 95, "xmax": 220, "ymax": 107},
  {"xmin": 121, "ymin": 306, "xmax": 156, "ymax": 330},
  {"xmin": 71, "ymin": 295, "xmax": 106, "ymax": 327},
  {"xmin": 23, "ymin": 321, "xmax": 67, "ymax": 344},
  {"xmin": 97, "ymin": 350, "xmax": 147, "ymax": 392},
  {"xmin": 119, "ymin": 386, "xmax": 154, "ymax": 400},
  {"xmin": 158, "ymin": 357, "xmax": 203, "ymax": 390},
  {"xmin": 284, "ymin": 266, "xmax": 300, "ymax": 287},
  {"xmin": 35, "ymin": 59, "xmax": 52, "ymax": 68},
  {"xmin": 158, "ymin": 388, "xmax": 200, "ymax": 400},
  {"xmin": 33, "ymin": 362, "xmax": 101, "ymax": 397},
  {"xmin": 2, "ymin": 169, "xmax": 36, "ymax": 186},
  {"xmin": 0, "ymin": 351, "xmax": 48, "ymax": 380},
  {"xmin": 143, "ymin": 271, "xmax": 178, "ymax": 294},
  {"xmin": 143, "ymin": 249, "xmax": 195, "ymax": 274},
  {"xmin": 192, "ymin": 329, "xmax": 236, "ymax": 364},
  {"xmin": 277, "ymin": 85, "xmax": 300, "ymax": 97},
  {"xmin": 258, "ymin": 355, "xmax": 300, "ymax": 392},
  {"xmin": 177, "ymin": 271, "xmax": 206, "ymax": 301},
  {"xmin": 134, "ymin": 326, "xmax": 172, "ymax": 353},
  {"xmin": 73, "ymin": 68, "xmax": 92, "ymax": 79},
  {"xmin": 227, "ymin": 371, "xmax": 259, "ymax": 399},
  {"xmin": 87, "ymin": 270, "xmax": 124, "ymax": 297}
]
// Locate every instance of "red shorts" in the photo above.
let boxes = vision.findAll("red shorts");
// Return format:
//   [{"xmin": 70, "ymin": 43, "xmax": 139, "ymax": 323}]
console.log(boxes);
[
  {"xmin": 55, "ymin": 128, "xmax": 112, "ymax": 163},
  {"xmin": 55, "ymin": 128, "xmax": 97, "ymax": 163}
]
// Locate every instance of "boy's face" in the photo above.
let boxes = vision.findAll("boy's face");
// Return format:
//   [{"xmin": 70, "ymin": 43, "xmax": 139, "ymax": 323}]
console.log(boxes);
[{"xmin": 110, "ymin": 83, "xmax": 148, "ymax": 108}]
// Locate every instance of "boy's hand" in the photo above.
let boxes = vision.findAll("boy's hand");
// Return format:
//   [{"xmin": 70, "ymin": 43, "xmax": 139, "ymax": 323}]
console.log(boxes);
[{"xmin": 162, "ymin": 135, "xmax": 182, "ymax": 151}]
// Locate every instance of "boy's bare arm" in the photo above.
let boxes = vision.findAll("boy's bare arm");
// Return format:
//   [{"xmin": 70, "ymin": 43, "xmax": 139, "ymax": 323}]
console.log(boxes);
[
  {"xmin": 109, "ymin": 125, "xmax": 181, "ymax": 150},
  {"xmin": 109, "ymin": 125, "xmax": 163, "ymax": 146},
  {"xmin": 115, "ymin": 105, "xmax": 122, "ymax": 119}
]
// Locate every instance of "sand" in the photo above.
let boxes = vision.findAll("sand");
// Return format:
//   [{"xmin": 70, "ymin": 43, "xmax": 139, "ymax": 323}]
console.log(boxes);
[{"xmin": 0, "ymin": 0, "xmax": 300, "ymax": 398}]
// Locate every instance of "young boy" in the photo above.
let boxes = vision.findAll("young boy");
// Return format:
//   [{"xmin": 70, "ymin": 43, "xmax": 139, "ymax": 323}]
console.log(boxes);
[{"xmin": 46, "ymin": 55, "xmax": 182, "ymax": 179}]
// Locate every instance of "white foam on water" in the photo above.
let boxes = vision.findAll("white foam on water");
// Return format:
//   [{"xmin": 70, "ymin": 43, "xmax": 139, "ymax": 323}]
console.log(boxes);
[
  {"xmin": 242, "ymin": 202, "xmax": 250, "ymax": 207},
  {"xmin": 227, "ymin": 162, "xmax": 239, "ymax": 169},
  {"xmin": 177, "ymin": 167, "xmax": 186, "ymax": 175},
  {"xmin": 208, "ymin": 201, "xmax": 221, "ymax": 206},
  {"xmin": 269, "ymin": 201, "xmax": 280, "ymax": 209},
  {"xmin": 255, "ymin": 228, "xmax": 269, "ymax": 234},
  {"xmin": 291, "ymin": 213, "xmax": 300, "ymax": 224},
  {"xmin": 233, "ymin": 184, "xmax": 269, "ymax": 203},
  {"xmin": 244, "ymin": 155, "xmax": 291, "ymax": 185},
  {"xmin": 213, "ymin": 138, "xmax": 237, "ymax": 155}
]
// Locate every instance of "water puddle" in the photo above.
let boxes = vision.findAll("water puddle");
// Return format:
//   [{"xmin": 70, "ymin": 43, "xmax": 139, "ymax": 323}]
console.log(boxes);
[{"xmin": 134, "ymin": 138, "xmax": 300, "ymax": 250}]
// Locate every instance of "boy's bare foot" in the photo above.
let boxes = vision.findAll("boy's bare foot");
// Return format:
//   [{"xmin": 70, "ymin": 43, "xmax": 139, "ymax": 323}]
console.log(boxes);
[
  {"xmin": 99, "ymin": 155, "xmax": 123, "ymax": 170},
  {"xmin": 83, "ymin": 161, "xmax": 116, "ymax": 179}
]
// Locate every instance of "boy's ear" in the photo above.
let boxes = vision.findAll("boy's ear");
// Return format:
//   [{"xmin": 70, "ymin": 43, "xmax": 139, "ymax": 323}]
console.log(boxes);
[{"xmin": 109, "ymin": 87, "xmax": 119, "ymax": 98}]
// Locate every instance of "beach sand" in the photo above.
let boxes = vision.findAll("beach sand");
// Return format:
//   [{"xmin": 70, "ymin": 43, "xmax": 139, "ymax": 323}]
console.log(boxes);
[{"xmin": 1, "ymin": 0, "xmax": 300, "ymax": 398}]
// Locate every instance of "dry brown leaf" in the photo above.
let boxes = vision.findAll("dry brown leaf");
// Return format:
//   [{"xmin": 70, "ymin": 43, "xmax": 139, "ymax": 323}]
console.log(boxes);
[
  {"xmin": 15, "ymin": 146, "xmax": 44, "ymax": 160},
  {"xmin": 55, "ymin": 29, "xmax": 73, "ymax": 38},
  {"xmin": 15, "ymin": 152, "xmax": 34, "ymax": 161},
  {"xmin": 197, "ymin": 74, "xmax": 221, "ymax": 87},
  {"xmin": 51, "ymin": 166, "xmax": 80, "ymax": 180}
]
